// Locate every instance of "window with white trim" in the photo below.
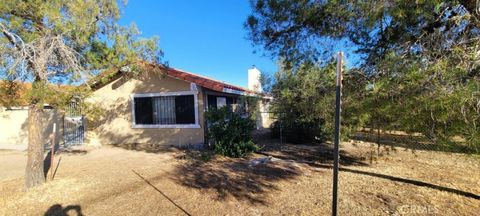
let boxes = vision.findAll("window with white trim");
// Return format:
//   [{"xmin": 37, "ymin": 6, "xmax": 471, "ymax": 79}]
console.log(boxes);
[{"xmin": 131, "ymin": 91, "xmax": 199, "ymax": 128}]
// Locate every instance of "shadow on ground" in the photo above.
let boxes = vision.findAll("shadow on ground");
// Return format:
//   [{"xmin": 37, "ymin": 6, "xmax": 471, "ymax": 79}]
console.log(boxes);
[
  {"xmin": 173, "ymin": 159, "xmax": 302, "ymax": 205},
  {"xmin": 172, "ymin": 138, "xmax": 369, "ymax": 205},
  {"xmin": 351, "ymin": 131, "xmax": 475, "ymax": 154},
  {"xmin": 132, "ymin": 170, "xmax": 192, "ymax": 216},
  {"xmin": 258, "ymin": 143, "xmax": 368, "ymax": 167},
  {"xmin": 43, "ymin": 149, "xmax": 86, "ymax": 179},
  {"xmin": 338, "ymin": 166, "xmax": 480, "ymax": 200},
  {"xmin": 174, "ymin": 138, "xmax": 479, "ymax": 205},
  {"xmin": 44, "ymin": 204, "xmax": 83, "ymax": 216},
  {"xmin": 261, "ymin": 143, "xmax": 480, "ymax": 200},
  {"xmin": 109, "ymin": 143, "xmax": 186, "ymax": 154}
]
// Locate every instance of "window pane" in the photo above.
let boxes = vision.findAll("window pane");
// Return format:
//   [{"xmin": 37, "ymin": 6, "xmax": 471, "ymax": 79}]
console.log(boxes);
[
  {"xmin": 175, "ymin": 95, "xmax": 195, "ymax": 124},
  {"xmin": 134, "ymin": 97, "xmax": 153, "ymax": 124},
  {"xmin": 217, "ymin": 97, "xmax": 226, "ymax": 108},
  {"xmin": 208, "ymin": 95, "xmax": 236, "ymax": 110},
  {"xmin": 134, "ymin": 94, "xmax": 195, "ymax": 126},
  {"xmin": 226, "ymin": 97, "xmax": 235, "ymax": 105},
  {"xmin": 152, "ymin": 96, "xmax": 176, "ymax": 124},
  {"xmin": 207, "ymin": 95, "xmax": 217, "ymax": 109}
]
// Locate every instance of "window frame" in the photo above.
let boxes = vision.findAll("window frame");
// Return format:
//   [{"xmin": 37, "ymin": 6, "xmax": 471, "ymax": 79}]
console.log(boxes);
[{"xmin": 130, "ymin": 91, "xmax": 200, "ymax": 128}]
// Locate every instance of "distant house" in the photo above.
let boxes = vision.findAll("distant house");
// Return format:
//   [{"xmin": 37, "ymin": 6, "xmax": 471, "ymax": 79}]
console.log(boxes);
[{"xmin": 86, "ymin": 63, "xmax": 272, "ymax": 148}]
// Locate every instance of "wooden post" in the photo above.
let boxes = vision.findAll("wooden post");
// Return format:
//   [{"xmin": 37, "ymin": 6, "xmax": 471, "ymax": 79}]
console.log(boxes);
[
  {"xmin": 332, "ymin": 52, "xmax": 343, "ymax": 216},
  {"xmin": 50, "ymin": 123, "xmax": 56, "ymax": 181}
]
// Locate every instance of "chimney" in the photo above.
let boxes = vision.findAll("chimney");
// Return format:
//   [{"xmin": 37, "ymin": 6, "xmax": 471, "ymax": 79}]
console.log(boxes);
[{"xmin": 248, "ymin": 65, "xmax": 262, "ymax": 92}]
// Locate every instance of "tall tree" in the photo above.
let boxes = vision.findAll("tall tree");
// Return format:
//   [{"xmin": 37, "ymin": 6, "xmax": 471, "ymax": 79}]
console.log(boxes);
[
  {"xmin": 246, "ymin": 0, "xmax": 480, "ymax": 151},
  {"xmin": 0, "ymin": 0, "xmax": 162, "ymax": 188}
]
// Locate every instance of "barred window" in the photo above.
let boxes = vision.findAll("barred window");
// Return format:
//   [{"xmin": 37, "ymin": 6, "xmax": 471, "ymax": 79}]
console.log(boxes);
[{"xmin": 132, "ymin": 92, "xmax": 198, "ymax": 128}]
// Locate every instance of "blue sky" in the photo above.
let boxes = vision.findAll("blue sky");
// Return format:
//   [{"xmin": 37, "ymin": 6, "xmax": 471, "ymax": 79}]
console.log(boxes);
[{"xmin": 119, "ymin": 1, "xmax": 278, "ymax": 88}]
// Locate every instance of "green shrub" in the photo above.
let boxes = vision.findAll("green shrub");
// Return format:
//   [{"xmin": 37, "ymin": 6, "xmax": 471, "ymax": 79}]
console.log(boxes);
[{"xmin": 205, "ymin": 107, "xmax": 258, "ymax": 157}]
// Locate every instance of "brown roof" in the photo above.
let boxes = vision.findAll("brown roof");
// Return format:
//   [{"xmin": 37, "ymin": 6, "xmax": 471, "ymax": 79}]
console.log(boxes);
[
  {"xmin": 162, "ymin": 66, "xmax": 248, "ymax": 93},
  {"xmin": 91, "ymin": 63, "xmax": 257, "ymax": 95}
]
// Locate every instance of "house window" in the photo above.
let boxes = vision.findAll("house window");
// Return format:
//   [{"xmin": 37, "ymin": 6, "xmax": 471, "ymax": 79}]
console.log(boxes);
[
  {"xmin": 207, "ymin": 95, "xmax": 236, "ymax": 109},
  {"xmin": 131, "ymin": 91, "xmax": 199, "ymax": 128},
  {"xmin": 216, "ymin": 97, "xmax": 227, "ymax": 108}
]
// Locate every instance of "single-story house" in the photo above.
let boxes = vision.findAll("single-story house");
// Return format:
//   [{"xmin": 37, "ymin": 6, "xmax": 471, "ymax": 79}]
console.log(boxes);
[
  {"xmin": 85, "ymin": 63, "xmax": 272, "ymax": 148},
  {"xmin": 0, "ymin": 64, "xmax": 272, "ymax": 150}
]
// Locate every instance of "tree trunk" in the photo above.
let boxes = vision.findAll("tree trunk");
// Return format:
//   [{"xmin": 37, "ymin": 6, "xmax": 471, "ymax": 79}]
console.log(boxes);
[{"xmin": 25, "ymin": 105, "xmax": 45, "ymax": 189}]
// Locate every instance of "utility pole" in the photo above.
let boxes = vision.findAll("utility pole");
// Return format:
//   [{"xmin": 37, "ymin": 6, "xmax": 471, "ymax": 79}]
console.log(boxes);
[{"xmin": 332, "ymin": 52, "xmax": 343, "ymax": 216}]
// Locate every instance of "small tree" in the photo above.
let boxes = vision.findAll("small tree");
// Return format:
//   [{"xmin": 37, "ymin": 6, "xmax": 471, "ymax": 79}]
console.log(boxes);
[
  {"xmin": 0, "ymin": 0, "xmax": 162, "ymax": 189},
  {"xmin": 269, "ymin": 62, "xmax": 334, "ymax": 144}
]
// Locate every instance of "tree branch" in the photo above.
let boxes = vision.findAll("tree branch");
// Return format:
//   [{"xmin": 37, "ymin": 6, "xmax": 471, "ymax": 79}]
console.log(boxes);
[{"xmin": 0, "ymin": 22, "xmax": 41, "ymax": 82}]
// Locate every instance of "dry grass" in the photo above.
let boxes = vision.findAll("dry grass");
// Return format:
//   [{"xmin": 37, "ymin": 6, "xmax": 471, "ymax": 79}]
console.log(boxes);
[{"xmin": 0, "ymin": 139, "xmax": 479, "ymax": 216}]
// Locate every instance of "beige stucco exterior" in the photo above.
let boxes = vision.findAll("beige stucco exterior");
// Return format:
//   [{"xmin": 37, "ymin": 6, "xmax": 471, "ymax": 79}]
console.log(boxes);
[
  {"xmin": 1, "ymin": 68, "xmax": 273, "ymax": 150},
  {"xmin": 0, "ymin": 108, "xmax": 63, "ymax": 150},
  {"xmin": 86, "ymin": 71, "xmax": 205, "ymax": 148},
  {"xmin": 256, "ymin": 99, "xmax": 273, "ymax": 129},
  {"xmin": 0, "ymin": 109, "xmax": 28, "ymax": 147}
]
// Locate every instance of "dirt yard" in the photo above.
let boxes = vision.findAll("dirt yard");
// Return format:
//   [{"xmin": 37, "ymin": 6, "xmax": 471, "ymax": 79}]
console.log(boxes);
[{"xmin": 0, "ymin": 139, "xmax": 479, "ymax": 216}]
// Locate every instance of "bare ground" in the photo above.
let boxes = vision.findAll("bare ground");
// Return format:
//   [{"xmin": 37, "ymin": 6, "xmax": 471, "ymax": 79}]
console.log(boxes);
[{"xmin": 0, "ymin": 139, "xmax": 479, "ymax": 216}]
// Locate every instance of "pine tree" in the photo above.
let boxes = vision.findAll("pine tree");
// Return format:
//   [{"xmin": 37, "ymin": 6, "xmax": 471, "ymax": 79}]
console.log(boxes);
[
  {"xmin": 247, "ymin": 0, "xmax": 480, "ymax": 152},
  {"xmin": 0, "ymin": 0, "xmax": 162, "ymax": 188}
]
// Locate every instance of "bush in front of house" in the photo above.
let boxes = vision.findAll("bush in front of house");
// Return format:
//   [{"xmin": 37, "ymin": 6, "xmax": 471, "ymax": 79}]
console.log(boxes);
[{"xmin": 205, "ymin": 107, "xmax": 258, "ymax": 157}]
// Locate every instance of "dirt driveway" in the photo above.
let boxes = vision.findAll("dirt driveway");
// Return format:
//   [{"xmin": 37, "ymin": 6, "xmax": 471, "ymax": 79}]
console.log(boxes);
[{"xmin": 0, "ymin": 141, "xmax": 479, "ymax": 215}]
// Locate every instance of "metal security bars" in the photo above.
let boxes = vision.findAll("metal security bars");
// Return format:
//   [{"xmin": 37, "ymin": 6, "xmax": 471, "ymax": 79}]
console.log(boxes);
[
  {"xmin": 152, "ymin": 96, "xmax": 176, "ymax": 125},
  {"xmin": 131, "ymin": 91, "xmax": 199, "ymax": 128},
  {"xmin": 64, "ymin": 98, "xmax": 85, "ymax": 146}
]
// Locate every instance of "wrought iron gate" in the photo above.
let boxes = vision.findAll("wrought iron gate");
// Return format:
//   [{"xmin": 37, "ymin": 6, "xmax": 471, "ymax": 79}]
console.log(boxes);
[{"xmin": 64, "ymin": 99, "xmax": 85, "ymax": 146}]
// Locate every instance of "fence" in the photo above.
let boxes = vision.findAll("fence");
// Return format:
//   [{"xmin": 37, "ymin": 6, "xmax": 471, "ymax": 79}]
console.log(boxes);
[{"xmin": 0, "ymin": 107, "xmax": 63, "ymax": 151}]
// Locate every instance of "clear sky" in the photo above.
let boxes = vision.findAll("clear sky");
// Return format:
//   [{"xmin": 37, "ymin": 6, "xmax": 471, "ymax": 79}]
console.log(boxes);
[{"xmin": 119, "ymin": 0, "xmax": 278, "ymax": 88}]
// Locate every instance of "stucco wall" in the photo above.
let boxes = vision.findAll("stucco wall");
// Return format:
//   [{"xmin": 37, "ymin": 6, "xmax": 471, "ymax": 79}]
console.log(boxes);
[
  {"xmin": 0, "ymin": 108, "xmax": 63, "ymax": 150},
  {"xmin": 87, "ymin": 71, "xmax": 205, "ymax": 148},
  {"xmin": 255, "ymin": 99, "xmax": 273, "ymax": 129}
]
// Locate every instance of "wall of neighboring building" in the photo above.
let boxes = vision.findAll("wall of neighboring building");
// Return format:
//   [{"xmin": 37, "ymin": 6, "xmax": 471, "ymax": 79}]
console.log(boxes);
[
  {"xmin": 87, "ymin": 71, "xmax": 205, "ymax": 148},
  {"xmin": 257, "ymin": 99, "xmax": 273, "ymax": 129},
  {"xmin": 0, "ymin": 108, "xmax": 63, "ymax": 151}
]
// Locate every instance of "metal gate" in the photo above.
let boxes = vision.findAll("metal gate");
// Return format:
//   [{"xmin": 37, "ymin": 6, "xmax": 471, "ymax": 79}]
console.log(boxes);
[{"xmin": 64, "ymin": 99, "xmax": 85, "ymax": 146}]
